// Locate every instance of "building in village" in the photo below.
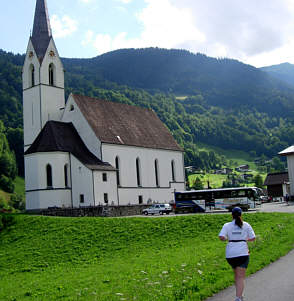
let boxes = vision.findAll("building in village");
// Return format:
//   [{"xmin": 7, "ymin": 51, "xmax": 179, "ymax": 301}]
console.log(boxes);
[
  {"xmin": 23, "ymin": 0, "xmax": 185, "ymax": 210},
  {"xmin": 263, "ymin": 172, "xmax": 289, "ymax": 200},
  {"xmin": 279, "ymin": 146, "xmax": 294, "ymax": 199}
]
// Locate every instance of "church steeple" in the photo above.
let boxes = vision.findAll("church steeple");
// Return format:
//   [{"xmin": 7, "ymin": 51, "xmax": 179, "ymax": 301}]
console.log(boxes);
[{"xmin": 31, "ymin": 0, "xmax": 52, "ymax": 63}]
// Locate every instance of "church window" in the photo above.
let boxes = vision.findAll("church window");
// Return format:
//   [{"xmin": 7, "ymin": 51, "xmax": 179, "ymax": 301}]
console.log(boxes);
[
  {"xmin": 138, "ymin": 195, "xmax": 143, "ymax": 204},
  {"xmin": 46, "ymin": 164, "xmax": 53, "ymax": 187},
  {"xmin": 80, "ymin": 194, "xmax": 84, "ymax": 203},
  {"xmin": 115, "ymin": 156, "xmax": 120, "ymax": 186},
  {"xmin": 49, "ymin": 63, "xmax": 55, "ymax": 86},
  {"xmin": 30, "ymin": 64, "xmax": 35, "ymax": 87},
  {"xmin": 171, "ymin": 160, "xmax": 176, "ymax": 182},
  {"xmin": 64, "ymin": 164, "xmax": 69, "ymax": 187},
  {"xmin": 104, "ymin": 193, "xmax": 108, "ymax": 203},
  {"xmin": 136, "ymin": 158, "xmax": 141, "ymax": 187},
  {"xmin": 102, "ymin": 173, "xmax": 107, "ymax": 182},
  {"xmin": 155, "ymin": 159, "xmax": 160, "ymax": 187}
]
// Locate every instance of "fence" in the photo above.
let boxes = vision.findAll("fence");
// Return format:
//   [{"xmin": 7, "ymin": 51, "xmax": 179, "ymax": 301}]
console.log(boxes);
[{"xmin": 27, "ymin": 205, "xmax": 150, "ymax": 217}]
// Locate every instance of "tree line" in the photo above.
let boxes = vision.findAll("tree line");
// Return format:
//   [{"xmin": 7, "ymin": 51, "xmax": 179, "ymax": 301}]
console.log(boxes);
[{"xmin": 0, "ymin": 48, "xmax": 292, "ymax": 177}]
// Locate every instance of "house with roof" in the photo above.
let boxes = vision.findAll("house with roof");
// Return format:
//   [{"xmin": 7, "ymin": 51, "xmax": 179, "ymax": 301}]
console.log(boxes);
[
  {"xmin": 263, "ymin": 172, "xmax": 289, "ymax": 199},
  {"xmin": 23, "ymin": 0, "xmax": 185, "ymax": 210},
  {"xmin": 279, "ymin": 146, "xmax": 294, "ymax": 198}
]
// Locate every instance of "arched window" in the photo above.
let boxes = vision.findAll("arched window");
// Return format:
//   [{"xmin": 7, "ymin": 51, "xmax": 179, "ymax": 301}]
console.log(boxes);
[
  {"xmin": 136, "ymin": 157, "xmax": 141, "ymax": 187},
  {"xmin": 46, "ymin": 164, "xmax": 53, "ymax": 187},
  {"xmin": 64, "ymin": 164, "xmax": 68, "ymax": 187},
  {"xmin": 154, "ymin": 159, "xmax": 159, "ymax": 187},
  {"xmin": 49, "ymin": 63, "xmax": 55, "ymax": 86},
  {"xmin": 171, "ymin": 160, "xmax": 176, "ymax": 182},
  {"xmin": 30, "ymin": 64, "xmax": 35, "ymax": 87},
  {"xmin": 115, "ymin": 156, "xmax": 120, "ymax": 186}
]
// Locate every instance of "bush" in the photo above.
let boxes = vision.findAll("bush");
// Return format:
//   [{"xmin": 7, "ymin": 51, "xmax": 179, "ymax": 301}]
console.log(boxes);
[
  {"xmin": 0, "ymin": 174, "xmax": 14, "ymax": 193},
  {"xmin": 0, "ymin": 214, "xmax": 15, "ymax": 231},
  {"xmin": 9, "ymin": 194, "xmax": 25, "ymax": 211}
]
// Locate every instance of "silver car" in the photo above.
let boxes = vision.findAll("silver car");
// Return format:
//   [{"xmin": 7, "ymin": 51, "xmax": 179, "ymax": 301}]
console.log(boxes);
[{"xmin": 142, "ymin": 204, "xmax": 172, "ymax": 215}]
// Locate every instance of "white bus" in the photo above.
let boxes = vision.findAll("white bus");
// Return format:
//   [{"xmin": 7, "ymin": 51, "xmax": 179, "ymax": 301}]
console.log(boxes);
[{"xmin": 174, "ymin": 187, "xmax": 261, "ymax": 213}]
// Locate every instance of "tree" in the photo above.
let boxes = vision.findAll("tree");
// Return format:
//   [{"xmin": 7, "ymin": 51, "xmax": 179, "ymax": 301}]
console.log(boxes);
[
  {"xmin": 193, "ymin": 177, "xmax": 204, "ymax": 190},
  {"xmin": 254, "ymin": 174, "xmax": 264, "ymax": 188}
]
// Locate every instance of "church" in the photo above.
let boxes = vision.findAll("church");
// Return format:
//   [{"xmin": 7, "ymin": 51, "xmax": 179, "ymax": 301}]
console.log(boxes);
[{"xmin": 23, "ymin": 0, "xmax": 185, "ymax": 210}]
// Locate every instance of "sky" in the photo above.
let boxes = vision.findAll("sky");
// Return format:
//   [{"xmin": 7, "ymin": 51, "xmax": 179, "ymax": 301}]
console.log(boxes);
[{"xmin": 1, "ymin": 0, "xmax": 294, "ymax": 67}]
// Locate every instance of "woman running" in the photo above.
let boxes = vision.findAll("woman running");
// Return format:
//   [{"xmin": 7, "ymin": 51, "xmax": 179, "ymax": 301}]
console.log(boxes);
[{"xmin": 219, "ymin": 207, "xmax": 256, "ymax": 301}]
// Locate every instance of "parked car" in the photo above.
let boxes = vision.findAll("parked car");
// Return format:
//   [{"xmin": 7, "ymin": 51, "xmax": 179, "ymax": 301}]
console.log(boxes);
[
  {"xmin": 142, "ymin": 204, "xmax": 172, "ymax": 215},
  {"xmin": 260, "ymin": 195, "xmax": 271, "ymax": 203}
]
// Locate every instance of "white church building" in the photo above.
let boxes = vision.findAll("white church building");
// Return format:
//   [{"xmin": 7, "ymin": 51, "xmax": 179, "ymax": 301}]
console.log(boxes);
[{"xmin": 23, "ymin": 0, "xmax": 185, "ymax": 210}]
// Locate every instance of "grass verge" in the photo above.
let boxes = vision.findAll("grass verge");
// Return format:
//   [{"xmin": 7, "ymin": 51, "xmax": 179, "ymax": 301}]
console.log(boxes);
[{"xmin": 0, "ymin": 213, "xmax": 294, "ymax": 301}]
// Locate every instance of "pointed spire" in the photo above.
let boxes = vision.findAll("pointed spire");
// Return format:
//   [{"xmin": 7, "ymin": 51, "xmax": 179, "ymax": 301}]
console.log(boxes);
[{"xmin": 31, "ymin": 0, "xmax": 52, "ymax": 62}]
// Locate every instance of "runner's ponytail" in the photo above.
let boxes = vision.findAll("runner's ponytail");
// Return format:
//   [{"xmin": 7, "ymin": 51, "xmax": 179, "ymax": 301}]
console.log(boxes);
[{"xmin": 232, "ymin": 207, "xmax": 243, "ymax": 228}]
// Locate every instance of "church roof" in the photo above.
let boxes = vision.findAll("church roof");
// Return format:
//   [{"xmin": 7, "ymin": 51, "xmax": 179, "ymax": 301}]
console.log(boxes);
[
  {"xmin": 25, "ymin": 121, "xmax": 115, "ymax": 171},
  {"xmin": 264, "ymin": 172, "xmax": 289, "ymax": 186},
  {"xmin": 279, "ymin": 145, "xmax": 294, "ymax": 156},
  {"xmin": 72, "ymin": 94, "xmax": 183, "ymax": 152},
  {"xmin": 31, "ymin": 0, "xmax": 52, "ymax": 63}
]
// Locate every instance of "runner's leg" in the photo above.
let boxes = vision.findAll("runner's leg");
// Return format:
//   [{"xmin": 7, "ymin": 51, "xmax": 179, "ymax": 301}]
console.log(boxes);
[{"xmin": 234, "ymin": 267, "xmax": 246, "ymax": 298}]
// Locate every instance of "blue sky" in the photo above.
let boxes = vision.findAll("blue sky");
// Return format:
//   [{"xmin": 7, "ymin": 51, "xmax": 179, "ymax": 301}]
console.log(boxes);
[{"xmin": 2, "ymin": 0, "xmax": 294, "ymax": 67}]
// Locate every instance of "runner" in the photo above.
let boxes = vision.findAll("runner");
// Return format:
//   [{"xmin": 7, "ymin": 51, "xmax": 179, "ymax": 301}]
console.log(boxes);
[{"xmin": 219, "ymin": 207, "xmax": 256, "ymax": 301}]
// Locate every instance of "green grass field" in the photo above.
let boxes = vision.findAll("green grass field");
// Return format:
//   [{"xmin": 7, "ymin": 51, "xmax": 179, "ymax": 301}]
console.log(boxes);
[{"xmin": 1, "ymin": 213, "xmax": 294, "ymax": 301}]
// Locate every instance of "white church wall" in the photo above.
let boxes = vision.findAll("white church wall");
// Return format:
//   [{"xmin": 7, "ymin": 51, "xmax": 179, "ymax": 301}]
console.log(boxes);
[
  {"xmin": 26, "ymin": 190, "xmax": 71, "ymax": 210},
  {"xmin": 70, "ymin": 155, "xmax": 95, "ymax": 207},
  {"xmin": 287, "ymin": 155, "xmax": 294, "ymax": 196},
  {"xmin": 62, "ymin": 95, "xmax": 102, "ymax": 159},
  {"xmin": 22, "ymin": 40, "xmax": 41, "ymax": 89},
  {"xmin": 25, "ymin": 152, "xmax": 71, "ymax": 209},
  {"xmin": 40, "ymin": 39, "xmax": 64, "ymax": 88},
  {"xmin": 23, "ymin": 86, "xmax": 42, "ymax": 150},
  {"xmin": 39, "ymin": 39, "xmax": 65, "ymax": 124},
  {"xmin": 93, "ymin": 171, "xmax": 118, "ymax": 205},
  {"xmin": 40, "ymin": 85, "xmax": 64, "ymax": 124},
  {"xmin": 118, "ymin": 183, "xmax": 185, "ymax": 205},
  {"xmin": 23, "ymin": 39, "xmax": 65, "ymax": 149},
  {"xmin": 102, "ymin": 143, "xmax": 185, "ymax": 205}
]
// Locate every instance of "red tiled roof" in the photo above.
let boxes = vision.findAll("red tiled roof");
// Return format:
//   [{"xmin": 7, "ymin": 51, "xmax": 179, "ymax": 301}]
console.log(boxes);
[{"xmin": 72, "ymin": 94, "xmax": 183, "ymax": 152}]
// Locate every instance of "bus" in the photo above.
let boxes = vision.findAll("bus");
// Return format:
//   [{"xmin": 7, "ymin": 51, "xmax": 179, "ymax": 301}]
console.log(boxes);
[{"xmin": 174, "ymin": 187, "xmax": 261, "ymax": 213}]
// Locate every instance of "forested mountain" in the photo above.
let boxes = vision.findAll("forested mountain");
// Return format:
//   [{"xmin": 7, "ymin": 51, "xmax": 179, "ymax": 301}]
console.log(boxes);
[
  {"xmin": 261, "ymin": 62, "xmax": 294, "ymax": 89},
  {"xmin": 1, "ymin": 48, "xmax": 294, "ymax": 174}
]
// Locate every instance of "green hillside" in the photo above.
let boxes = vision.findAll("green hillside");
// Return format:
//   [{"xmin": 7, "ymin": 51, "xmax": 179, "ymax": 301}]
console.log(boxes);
[
  {"xmin": 1, "ymin": 213, "xmax": 294, "ymax": 300},
  {"xmin": 261, "ymin": 62, "xmax": 294, "ymax": 88},
  {"xmin": 0, "ymin": 48, "xmax": 293, "ymax": 172}
]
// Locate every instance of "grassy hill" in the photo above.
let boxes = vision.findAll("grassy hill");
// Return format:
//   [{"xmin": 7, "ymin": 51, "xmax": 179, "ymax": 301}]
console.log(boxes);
[{"xmin": 1, "ymin": 213, "xmax": 294, "ymax": 300}]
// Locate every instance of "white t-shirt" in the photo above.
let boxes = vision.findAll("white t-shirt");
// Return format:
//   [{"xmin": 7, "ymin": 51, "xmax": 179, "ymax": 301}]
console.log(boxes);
[{"xmin": 219, "ymin": 221, "xmax": 255, "ymax": 258}]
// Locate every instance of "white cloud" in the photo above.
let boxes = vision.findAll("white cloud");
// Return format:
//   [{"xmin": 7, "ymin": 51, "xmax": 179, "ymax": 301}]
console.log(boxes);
[
  {"xmin": 116, "ymin": 0, "xmax": 133, "ymax": 4},
  {"xmin": 81, "ymin": 0, "xmax": 294, "ymax": 66},
  {"xmin": 84, "ymin": 0, "xmax": 205, "ymax": 54},
  {"xmin": 79, "ymin": 0, "xmax": 94, "ymax": 3},
  {"xmin": 169, "ymin": 0, "xmax": 294, "ymax": 66},
  {"xmin": 51, "ymin": 15, "xmax": 78, "ymax": 38},
  {"xmin": 82, "ymin": 30, "xmax": 94, "ymax": 46}
]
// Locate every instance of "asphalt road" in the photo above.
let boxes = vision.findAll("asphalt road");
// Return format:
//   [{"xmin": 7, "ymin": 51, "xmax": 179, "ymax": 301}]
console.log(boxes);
[{"xmin": 205, "ymin": 249, "xmax": 294, "ymax": 301}]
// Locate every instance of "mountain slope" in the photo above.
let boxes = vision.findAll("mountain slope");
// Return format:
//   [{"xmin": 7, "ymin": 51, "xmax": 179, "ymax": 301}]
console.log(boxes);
[
  {"xmin": 261, "ymin": 62, "xmax": 294, "ymax": 89},
  {"xmin": 1, "ymin": 48, "xmax": 294, "ymax": 170},
  {"xmin": 63, "ymin": 48, "xmax": 294, "ymax": 117}
]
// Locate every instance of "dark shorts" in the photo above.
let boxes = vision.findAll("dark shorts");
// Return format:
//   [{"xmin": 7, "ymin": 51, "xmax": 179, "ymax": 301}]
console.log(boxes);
[{"xmin": 226, "ymin": 256, "xmax": 249, "ymax": 269}]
